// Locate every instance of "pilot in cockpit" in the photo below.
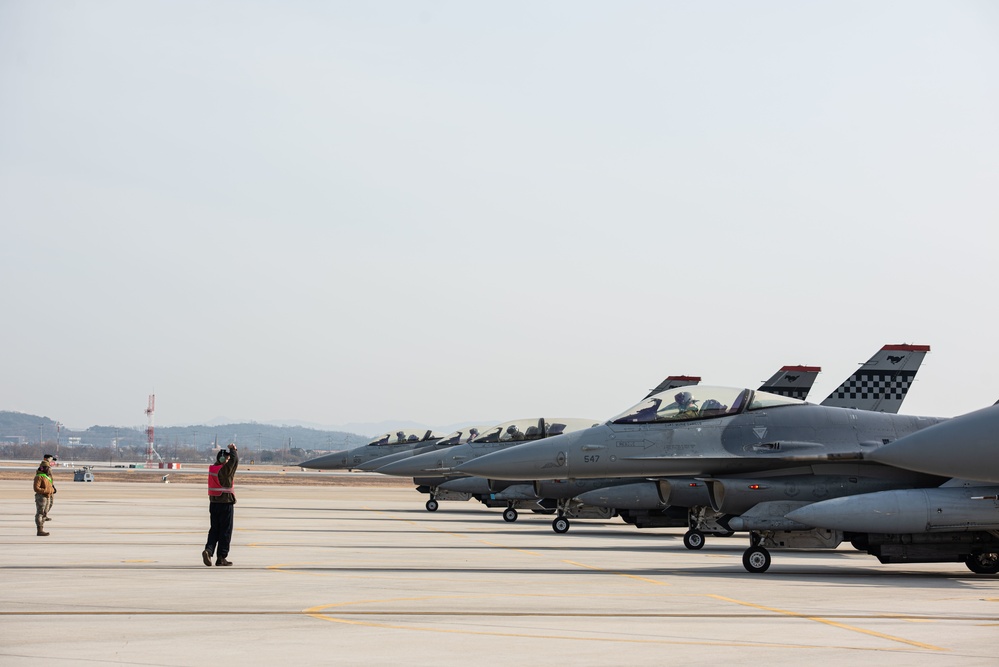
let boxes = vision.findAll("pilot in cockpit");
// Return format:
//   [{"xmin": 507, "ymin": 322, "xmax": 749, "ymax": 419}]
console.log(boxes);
[
  {"xmin": 674, "ymin": 391, "xmax": 699, "ymax": 415},
  {"xmin": 505, "ymin": 425, "xmax": 525, "ymax": 441},
  {"xmin": 396, "ymin": 431, "xmax": 407, "ymax": 444}
]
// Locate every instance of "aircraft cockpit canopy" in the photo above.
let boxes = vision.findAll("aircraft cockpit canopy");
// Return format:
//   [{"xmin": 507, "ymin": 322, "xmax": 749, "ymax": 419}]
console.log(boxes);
[
  {"xmin": 470, "ymin": 418, "xmax": 601, "ymax": 447},
  {"xmin": 367, "ymin": 429, "xmax": 442, "ymax": 446},
  {"xmin": 435, "ymin": 425, "xmax": 490, "ymax": 447},
  {"xmin": 611, "ymin": 386, "xmax": 804, "ymax": 424}
]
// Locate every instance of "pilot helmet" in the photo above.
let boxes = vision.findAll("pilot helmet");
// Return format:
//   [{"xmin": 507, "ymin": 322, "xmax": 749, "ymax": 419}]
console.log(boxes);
[
  {"xmin": 675, "ymin": 391, "xmax": 693, "ymax": 405},
  {"xmin": 506, "ymin": 424, "xmax": 518, "ymax": 433}
]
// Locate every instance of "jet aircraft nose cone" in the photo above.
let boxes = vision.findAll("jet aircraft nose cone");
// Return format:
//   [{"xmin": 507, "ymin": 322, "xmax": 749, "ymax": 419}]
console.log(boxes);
[
  {"xmin": 869, "ymin": 404, "xmax": 999, "ymax": 483},
  {"xmin": 297, "ymin": 451, "xmax": 348, "ymax": 470},
  {"xmin": 455, "ymin": 436, "xmax": 569, "ymax": 480},
  {"xmin": 376, "ymin": 449, "xmax": 448, "ymax": 477}
]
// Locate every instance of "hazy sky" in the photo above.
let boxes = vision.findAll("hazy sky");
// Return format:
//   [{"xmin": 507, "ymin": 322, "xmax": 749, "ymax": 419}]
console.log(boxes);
[{"xmin": 2, "ymin": 1, "xmax": 997, "ymax": 432}]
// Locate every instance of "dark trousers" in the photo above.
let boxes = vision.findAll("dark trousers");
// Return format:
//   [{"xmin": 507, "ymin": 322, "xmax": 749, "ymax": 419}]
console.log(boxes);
[{"xmin": 205, "ymin": 502, "xmax": 234, "ymax": 559}]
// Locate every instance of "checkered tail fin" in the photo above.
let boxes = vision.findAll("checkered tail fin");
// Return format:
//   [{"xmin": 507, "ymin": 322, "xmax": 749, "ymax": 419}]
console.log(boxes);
[
  {"xmin": 757, "ymin": 365, "xmax": 821, "ymax": 401},
  {"xmin": 820, "ymin": 344, "xmax": 930, "ymax": 413},
  {"xmin": 644, "ymin": 375, "xmax": 701, "ymax": 400}
]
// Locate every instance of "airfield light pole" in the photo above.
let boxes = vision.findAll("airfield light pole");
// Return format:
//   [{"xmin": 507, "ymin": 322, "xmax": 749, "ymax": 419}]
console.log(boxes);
[{"xmin": 145, "ymin": 394, "xmax": 157, "ymax": 467}]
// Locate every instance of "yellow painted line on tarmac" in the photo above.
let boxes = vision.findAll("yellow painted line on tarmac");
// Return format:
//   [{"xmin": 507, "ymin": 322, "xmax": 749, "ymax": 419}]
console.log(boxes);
[
  {"xmin": 121, "ymin": 559, "xmax": 155, "ymax": 563},
  {"xmin": 707, "ymin": 594, "xmax": 947, "ymax": 651},
  {"xmin": 562, "ymin": 560, "xmax": 670, "ymax": 587}
]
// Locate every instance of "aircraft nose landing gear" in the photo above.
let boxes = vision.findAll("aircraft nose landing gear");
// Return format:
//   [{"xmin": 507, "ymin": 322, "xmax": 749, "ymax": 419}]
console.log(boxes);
[
  {"xmin": 683, "ymin": 530, "xmax": 705, "ymax": 550},
  {"xmin": 742, "ymin": 532, "xmax": 771, "ymax": 572},
  {"xmin": 502, "ymin": 506, "xmax": 519, "ymax": 522},
  {"xmin": 552, "ymin": 515, "xmax": 570, "ymax": 534},
  {"xmin": 742, "ymin": 546, "xmax": 772, "ymax": 573}
]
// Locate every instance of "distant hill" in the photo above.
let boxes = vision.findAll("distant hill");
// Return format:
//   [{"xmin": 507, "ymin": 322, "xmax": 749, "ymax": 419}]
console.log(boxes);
[{"xmin": 0, "ymin": 410, "xmax": 364, "ymax": 453}]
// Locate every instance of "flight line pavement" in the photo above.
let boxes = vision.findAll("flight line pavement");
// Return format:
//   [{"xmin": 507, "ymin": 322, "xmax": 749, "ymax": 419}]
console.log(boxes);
[{"xmin": 1, "ymin": 480, "xmax": 997, "ymax": 666}]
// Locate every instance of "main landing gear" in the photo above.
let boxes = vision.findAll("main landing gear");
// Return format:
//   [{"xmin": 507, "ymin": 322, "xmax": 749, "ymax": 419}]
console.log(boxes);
[
  {"xmin": 502, "ymin": 506, "xmax": 518, "ymax": 522},
  {"xmin": 425, "ymin": 497, "xmax": 439, "ymax": 512},
  {"xmin": 742, "ymin": 532, "xmax": 771, "ymax": 573},
  {"xmin": 552, "ymin": 515, "xmax": 570, "ymax": 534},
  {"xmin": 965, "ymin": 552, "xmax": 999, "ymax": 575}
]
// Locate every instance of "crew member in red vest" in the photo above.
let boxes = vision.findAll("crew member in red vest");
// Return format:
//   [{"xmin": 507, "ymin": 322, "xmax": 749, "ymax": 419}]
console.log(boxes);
[{"xmin": 202, "ymin": 443, "xmax": 238, "ymax": 567}]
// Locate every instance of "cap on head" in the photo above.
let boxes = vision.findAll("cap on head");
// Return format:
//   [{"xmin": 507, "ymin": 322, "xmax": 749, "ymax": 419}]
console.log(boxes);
[{"xmin": 44, "ymin": 454, "xmax": 57, "ymax": 461}]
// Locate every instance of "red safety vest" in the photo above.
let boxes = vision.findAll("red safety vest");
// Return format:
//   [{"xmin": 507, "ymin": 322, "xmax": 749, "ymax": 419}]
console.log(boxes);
[{"xmin": 208, "ymin": 464, "xmax": 234, "ymax": 497}]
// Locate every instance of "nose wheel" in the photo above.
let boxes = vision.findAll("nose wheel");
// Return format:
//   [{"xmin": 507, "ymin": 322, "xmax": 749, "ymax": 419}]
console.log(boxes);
[
  {"xmin": 552, "ymin": 516, "xmax": 570, "ymax": 534},
  {"xmin": 742, "ymin": 546, "xmax": 772, "ymax": 573},
  {"xmin": 425, "ymin": 498, "xmax": 439, "ymax": 512},
  {"xmin": 502, "ymin": 507, "xmax": 519, "ymax": 522},
  {"xmin": 683, "ymin": 530, "xmax": 705, "ymax": 550}
]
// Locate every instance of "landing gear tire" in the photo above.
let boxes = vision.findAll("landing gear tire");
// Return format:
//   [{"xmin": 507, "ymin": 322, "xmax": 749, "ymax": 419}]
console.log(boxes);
[
  {"xmin": 683, "ymin": 530, "xmax": 706, "ymax": 550},
  {"xmin": 552, "ymin": 516, "xmax": 570, "ymax": 534},
  {"xmin": 742, "ymin": 546, "xmax": 772, "ymax": 573},
  {"xmin": 502, "ymin": 507, "xmax": 518, "ymax": 523},
  {"xmin": 425, "ymin": 498, "xmax": 439, "ymax": 512},
  {"xmin": 965, "ymin": 552, "xmax": 999, "ymax": 575}
]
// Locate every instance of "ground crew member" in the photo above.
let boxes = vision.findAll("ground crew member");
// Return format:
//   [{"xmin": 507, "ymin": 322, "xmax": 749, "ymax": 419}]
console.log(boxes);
[
  {"xmin": 202, "ymin": 443, "xmax": 238, "ymax": 567},
  {"xmin": 33, "ymin": 455, "xmax": 57, "ymax": 536}
]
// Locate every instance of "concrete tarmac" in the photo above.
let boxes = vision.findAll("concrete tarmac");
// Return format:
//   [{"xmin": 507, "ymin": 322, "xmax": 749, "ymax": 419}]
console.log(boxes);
[{"xmin": 2, "ymin": 480, "xmax": 997, "ymax": 666}]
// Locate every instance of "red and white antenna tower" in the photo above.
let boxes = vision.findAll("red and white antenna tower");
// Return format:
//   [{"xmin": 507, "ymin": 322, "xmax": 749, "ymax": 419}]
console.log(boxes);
[{"xmin": 145, "ymin": 394, "xmax": 159, "ymax": 466}]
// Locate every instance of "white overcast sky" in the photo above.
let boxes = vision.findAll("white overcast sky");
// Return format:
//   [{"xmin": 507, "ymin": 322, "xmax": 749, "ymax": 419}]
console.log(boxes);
[{"xmin": 1, "ymin": 1, "xmax": 997, "ymax": 431}]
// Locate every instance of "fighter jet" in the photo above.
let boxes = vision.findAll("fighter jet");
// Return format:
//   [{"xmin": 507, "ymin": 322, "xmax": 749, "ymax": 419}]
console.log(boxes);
[
  {"xmin": 561, "ymin": 345, "xmax": 926, "ymax": 537},
  {"xmin": 531, "ymin": 365, "xmax": 823, "ymax": 533},
  {"xmin": 783, "ymin": 405, "xmax": 999, "ymax": 574},
  {"xmin": 457, "ymin": 351, "xmax": 947, "ymax": 572},
  {"xmin": 375, "ymin": 417, "xmax": 602, "ymax": 518},
  {"xmin": 297, "ymin": 428, "xmax": 445, "ymax": 471}
]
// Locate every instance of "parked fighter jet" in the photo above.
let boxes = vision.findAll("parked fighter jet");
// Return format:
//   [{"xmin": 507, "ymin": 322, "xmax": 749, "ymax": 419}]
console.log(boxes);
[
  {"xmin": 561, "ymin": 345, "xmax": 926, "ymax": 537},
  {"xmin": 782, "ymin": 405, "xmax": 999, "ymax": 574},
  {"xmin": 458, "ymin": 354, "xmax": 948, "ymax": 572},
  {"xmin": 297, "ymin": 429, "xmax": 445, "ymax": 471},
  {"xmin": 375, "ymin": 417, "xmax": 601, "ymax": 518},
  {"xmin": 534, "ymin": 365, "xmax": 823, "ymax": 533}
]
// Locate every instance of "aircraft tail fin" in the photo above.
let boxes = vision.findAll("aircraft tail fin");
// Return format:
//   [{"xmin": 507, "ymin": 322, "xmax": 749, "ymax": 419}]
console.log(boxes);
[
  {"xmin": 820, "ymin": 344, "xmax": 930, "ymax": 413},
  {"xmin": 644, "ymin": 375, "xmax": 701, "ymax": 400},
  {"xmin": 757, "ymin": 365, "xmax": 821, "ymax": 401}
]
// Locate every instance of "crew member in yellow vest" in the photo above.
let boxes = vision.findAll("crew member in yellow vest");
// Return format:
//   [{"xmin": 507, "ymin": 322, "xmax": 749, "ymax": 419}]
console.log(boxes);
[
  {"xmin": 202, "ymin": 444, "xmax": 238, "ymax": 566},
  {"xmin": 33, "ymin": 455, "xmax": 57, "ymax": 536}
]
